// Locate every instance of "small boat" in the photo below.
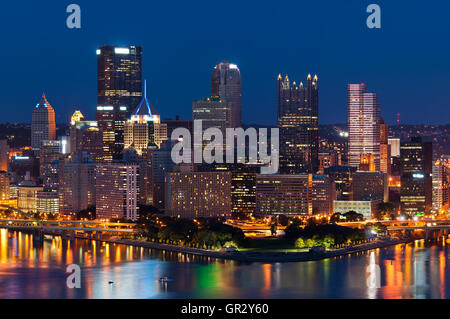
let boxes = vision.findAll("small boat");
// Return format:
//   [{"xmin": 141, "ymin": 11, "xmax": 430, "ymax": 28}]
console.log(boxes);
[{"xmin": 108, "ymin": 281, "xmax": 114, "ymax": 285}]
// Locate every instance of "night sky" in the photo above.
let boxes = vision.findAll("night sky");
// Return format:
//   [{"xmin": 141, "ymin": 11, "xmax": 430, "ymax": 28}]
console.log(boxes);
[{"xmin": 1, "ymin": 0, "xmax": 449, "ymax": 125}]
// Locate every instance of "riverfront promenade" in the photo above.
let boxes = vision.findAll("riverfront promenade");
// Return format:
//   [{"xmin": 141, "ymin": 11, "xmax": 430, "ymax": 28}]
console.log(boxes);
[{"xmin": 96, "ymin": 237, "xmax": 412, "ymax": 263}]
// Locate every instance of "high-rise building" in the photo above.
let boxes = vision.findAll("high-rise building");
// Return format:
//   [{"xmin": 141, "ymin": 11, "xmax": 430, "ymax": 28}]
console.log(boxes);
[
  {"xmin": 388, "ymin": 138, "xmax": 401, "ymax": 158},
  {"xmin": 352, "ymin": 171, "xmax": 389, "ymax": 202},
  {"xmin": 325, "ymin": 166, "xmax": 357, "ymax": 201},
  {"xmin": 97, "ymin": 45, "xmax": 142, "ymax": 112},
  {"xmin": 359, "ymin": 153, "xmax": 376, "ymax": 171},
  {"xmin": 17, "ymin": 180, "xmax": 43, "ymax": 213},
  {"xmin": 192, "ymin": 97, "xmax": 231, "ymax": 135},
  {"xmin": 97, "ymin": 45, "xmax": 142, "ymax": 161},
  {"xmin": 31, "ymin": 94, "xmax": 56, "ymax": 151},
  {"xmin": 36, "ymin": 191, "xmax": 59, "ymax": 215},
  {"xmin": 432, "ymin": 160, "xmax": 449, "ymax": 212},
  {"xmin": 211, "ymin": 62, "xmax": 242, "ymax": 128},
  {"xmin": 380, "ymin": 119, "xmax": 391, "ymax": 175},
  {"xmin": 318, "ymin": 150, "xmax": 339, "ymax": 174},
  {"xmin": 95, "ymin": 162, "xmax": 139, "ymax": 221},
  {"xmin": 95, "ymin": 104, "xmax": 128, "ymax": 161},
  {"xmin": 278, "ymin": 74, "xmax": 319, "ymax": 174},
  {"xmin": 69, "ymin": 112, "xmax": 103, "ymax": 163},
  {"xmin": 59, "ymin": 155, "xmax": 97, "ymax": 215},
  {"xmin": 0, "ymin": 171, "xmax": 10, "ymax": 200},
  {"xmin": 312, "ymin": 174, "xmax": 336, "ymax": 215},
  {"xmin": 124, "ymin": 81, "xmax": 167, "ymax": 154},
  {"xmin": 198, "ymin": 162, "xmax": 261, "ymax": 215},
  {"xmin": 400, "ymin": 137, "xmax": 432, "ymax": 215},
  {"xmin": 165, "ymin": 171, "xmax": 232, "ymax": 219},
  {"xmin": 348, "ymin": 84, "xmax": 380, "ymax": 170},
  {"xmin": 0, "ymin": 140, "xmax": 9, "ymax": 172},
  {"xmin": 255, "ymin": 174, "xmax": 312, "ymax": 216}
]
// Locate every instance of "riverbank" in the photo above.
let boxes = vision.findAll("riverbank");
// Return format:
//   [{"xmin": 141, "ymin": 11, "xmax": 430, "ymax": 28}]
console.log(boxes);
[{"xmin": 95, "ymin": 237, "xmax": 413, "ymax": 263}]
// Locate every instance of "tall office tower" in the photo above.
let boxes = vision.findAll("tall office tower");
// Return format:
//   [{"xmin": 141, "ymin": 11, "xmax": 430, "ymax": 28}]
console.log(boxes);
[
  {"xmin": 31, "ymin": 93, "xmax": 56, "ymax": 151},
  {"xmin": 124, "ymin": 81, "xmax": 167, "ymax": 154},
  {"xmin": 97, "ymin": 45, "xmax": 142, "ymax": 161},
  {"xmin": 0, "ymin": 140, "xmax": 9, "ymax": 172},
  {"xmin": 211, "ymin": 62, "xmax": 242, "ymax": 128},
  {"xmin": 324, "ymin": 166, "xmax": 357, "ymax": 201},
  {"xmin": 39, "ymin": 142, "xmax": 64, "ymax": 191},
  {"xmin": 0, "ymin": 171, "xmax": 10, "ymax": 200},
  {"xmin": 97, "ymin": 45, "xmax": 142, "ymax": 112},
  {"xmin": 58, "ymin": 155, "xmax": 97, "ymax": 215},
  {"xmin": 95, "ymin": 104, "xmax": 128, "ymax": 161},
  {"xmin": 432, "ymin": 160, "xmax": 449, "ymax": 212},
  {"xmin": 312, "ymin": 174, "xmax": 336, "ymax": 215},
  {"xmin": 198, "ymin": 162, "xmax": 261, "ymax": 216},
  {"xmin": 352, "ymin": 171, "xmax": 389, "ymax": 202},
  {"xmin": 400, "ymin": 137, "xmax": 432, "ymax": 215},
  {"xmin": 255, "ymin": 174, "xmax": 313, "ymax": 216},
  {"xmin": 69, "ymin": 111, "xmax": 103, "ymax": 162},
  {"xmin": 192, "ymin": 97, "xmax": 231, "ymax": 135},
  {"xmin": 379, "ymin": 118, "xmax": 391, "ymax": 175},
  {"xmin": 348, "ymin": 83, "xmax": 380, "ymax": 170},
  {"xmin": 163, "ymin": 117, "xmax": 193, "ymax": 140},
  {"xmin": 165, "ymin": 171, "xmax": 232, "ymax": 219},
  {"xmin": 278, "ymin": 74, "xmax": 319, "ymax": 174},
  {"xmin": 96, "ymin": 162, "xmax": 139, "ymax": 221}
]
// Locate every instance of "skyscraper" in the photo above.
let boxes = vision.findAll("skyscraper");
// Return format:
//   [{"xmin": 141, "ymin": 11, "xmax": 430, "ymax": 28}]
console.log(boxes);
[
  {"xmin": 400, "ymin": 137, "xmax": 432, "ymax": 215},
  {"xmin": 348, "ymin": 83, "xmax": 380, "ymax": 170},
  {"xmin": 192, "ymin": 97, "xmax": 231, "ymax": 135},
  {"xmin": 31, "ymin": 94, "xmax": 56, "ymax": 151},
  {"xmin": 278, "ymin": 74, "xmax": 319, "ymax": 174},
  {"xmin": 97, "ymin": 45, "xmax": 142, "ymax": 111},
  {"xmin": 96, "ymin": 162, "xmax": 139, "ymax": 221},
  {"xmin": 379, "ymin": 118, "xmax": 391, "ymax": 175},
  {"xmin": 69, "ymin": 111, "xmax": 103, "ymax": 162},
  {"xmin": 124, "ymin": 81, "xmax": 167, "ymax": 154},
  {"xmin": 96, "ymin": 45, "xmax": 143, "ymax": 161},
  {"xmin": 211, "ymin": 62, "xmax": 242, "ymax": 128},
  {"xmin": 0, "ymin": 140, "xmax": 9, "ymax": 172}
]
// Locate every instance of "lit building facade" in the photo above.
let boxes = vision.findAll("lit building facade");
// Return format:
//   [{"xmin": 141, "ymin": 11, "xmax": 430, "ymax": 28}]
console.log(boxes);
[
  {"xmin": 318, "ymin": 151, "xmax": 339, "ymax": 174},
  {"xmin": 352, "ymin": 171, "xmax": 389, "ymax": 202},
  {"xmin": 324, "ymin": 166, "xmax": 357, "ymax": 201},
  {"xmin": 312, "ymin": 174, "xmax": 336, "ymax": 215},
  {"xmin": 69, "ymin": 111, "xmax": 103, "ymax": 162},
  {"xmin": 31, "ymin": 94, "xmax": 56, "ymax": 151},
  {"xmin": 165, "ymin": 171, "xmax": 232, "ymax": 219},
  {"xmin": 0, "ymin": 140, "xmax": 9, "ymax": 172},
  {"xmin": 380, "ymin": 119, "xmax": 391, "ymax": 175},
  {"xmin": 333, "ymin": 200, "xmax": 381, "ymax": 220},
  {"xmin": 18, "ymin": 180, "xmax": 43, "ymax": 213},
  {"xmin": 36, "ymin": 191, "xmax": 59, "ymax": 215},
  {"xmin": 0, "ymin": 171, "xmax": 10, "ymax": 200},
  {"xmin": 400, "ymin": 137, "xmax": 433, "ymax": 215},
  {"xmin": 348, "ymin": 84, "xmax": 380, "ymax": 170},
  {"xmin": 278, "ymin": 74, "xmax": 319, "ymax": 174},
  {"xmin": 124, "ymin": 81, "xmax": 167, "ymax": 154},
  {"xmin": 432, "ymin": 160, "xmax": 449, "ymax": 212},
  {"xmin": 255, "ymin": 174, "xmax": 312, "ymax": 216},
  {"xmin": 59, "ymin": 159, "xmax": 97, "ymax": 215},
  {"xmin": 95, "ymin": 162, "xmax": 139, "ymax": 221},
  {"xmin": 192, "ymin": 97, "xmax": 231, "ymax": 136}
]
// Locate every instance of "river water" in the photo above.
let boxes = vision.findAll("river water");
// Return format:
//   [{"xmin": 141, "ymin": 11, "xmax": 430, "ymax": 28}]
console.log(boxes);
[{"xmin": 0, "ymin": 229, "xmax": 449, "ymax": 299}]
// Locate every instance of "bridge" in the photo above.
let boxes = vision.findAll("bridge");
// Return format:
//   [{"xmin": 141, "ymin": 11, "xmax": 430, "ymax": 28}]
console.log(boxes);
[{"xmin": 0, "ymin": 218, "xmax": 138, "ymax": 241}]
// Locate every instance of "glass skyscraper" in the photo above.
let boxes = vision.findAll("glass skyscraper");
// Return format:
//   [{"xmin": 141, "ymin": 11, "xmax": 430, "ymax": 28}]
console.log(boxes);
[{"xmin": 277, "ymin": 74, "xmax": 319, "ymax": 174}]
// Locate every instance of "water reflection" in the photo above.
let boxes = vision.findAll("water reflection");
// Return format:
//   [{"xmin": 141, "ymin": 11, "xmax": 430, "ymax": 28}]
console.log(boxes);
[{"xmin": 0, "ymin": 229, "xmax": 449, "ymax": 299}]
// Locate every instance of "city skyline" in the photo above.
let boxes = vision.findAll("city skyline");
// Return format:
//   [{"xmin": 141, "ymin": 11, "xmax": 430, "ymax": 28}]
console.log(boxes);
[{"xmin": 0, "ymin": 1, "xmax": 449, "ymax": 125}]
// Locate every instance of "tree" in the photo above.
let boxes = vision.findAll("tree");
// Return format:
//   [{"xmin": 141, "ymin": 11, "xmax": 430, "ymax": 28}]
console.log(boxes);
[
  {"xmin": 278, "ymin": 215, "xmax": 289, "ymax": 227},
  {"xmin": 376, "ymin": 202, "xmax": 395, "ymax": 220},
  {"xmin": 330, "ymin": 213, "xmax": 342, "ymax": 223},
  {"xmin": 343, "ymin": 211, "xmax": 364, "ymax": 222},
  {"xmin": 270, "ymin": 223, "xmax": 278, "ymax": 236}
]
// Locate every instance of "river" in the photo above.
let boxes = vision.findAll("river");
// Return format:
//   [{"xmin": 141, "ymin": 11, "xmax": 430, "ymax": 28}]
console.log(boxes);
[{"xmin": 0, "ymin": 229, "xmax": 449, "ymax": 299}]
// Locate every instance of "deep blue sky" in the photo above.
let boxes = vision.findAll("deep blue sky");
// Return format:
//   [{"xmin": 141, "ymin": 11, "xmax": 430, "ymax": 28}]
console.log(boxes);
[{"xmin": 1, "ymin": 0, "xmax": 449, "ymax": 125}]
